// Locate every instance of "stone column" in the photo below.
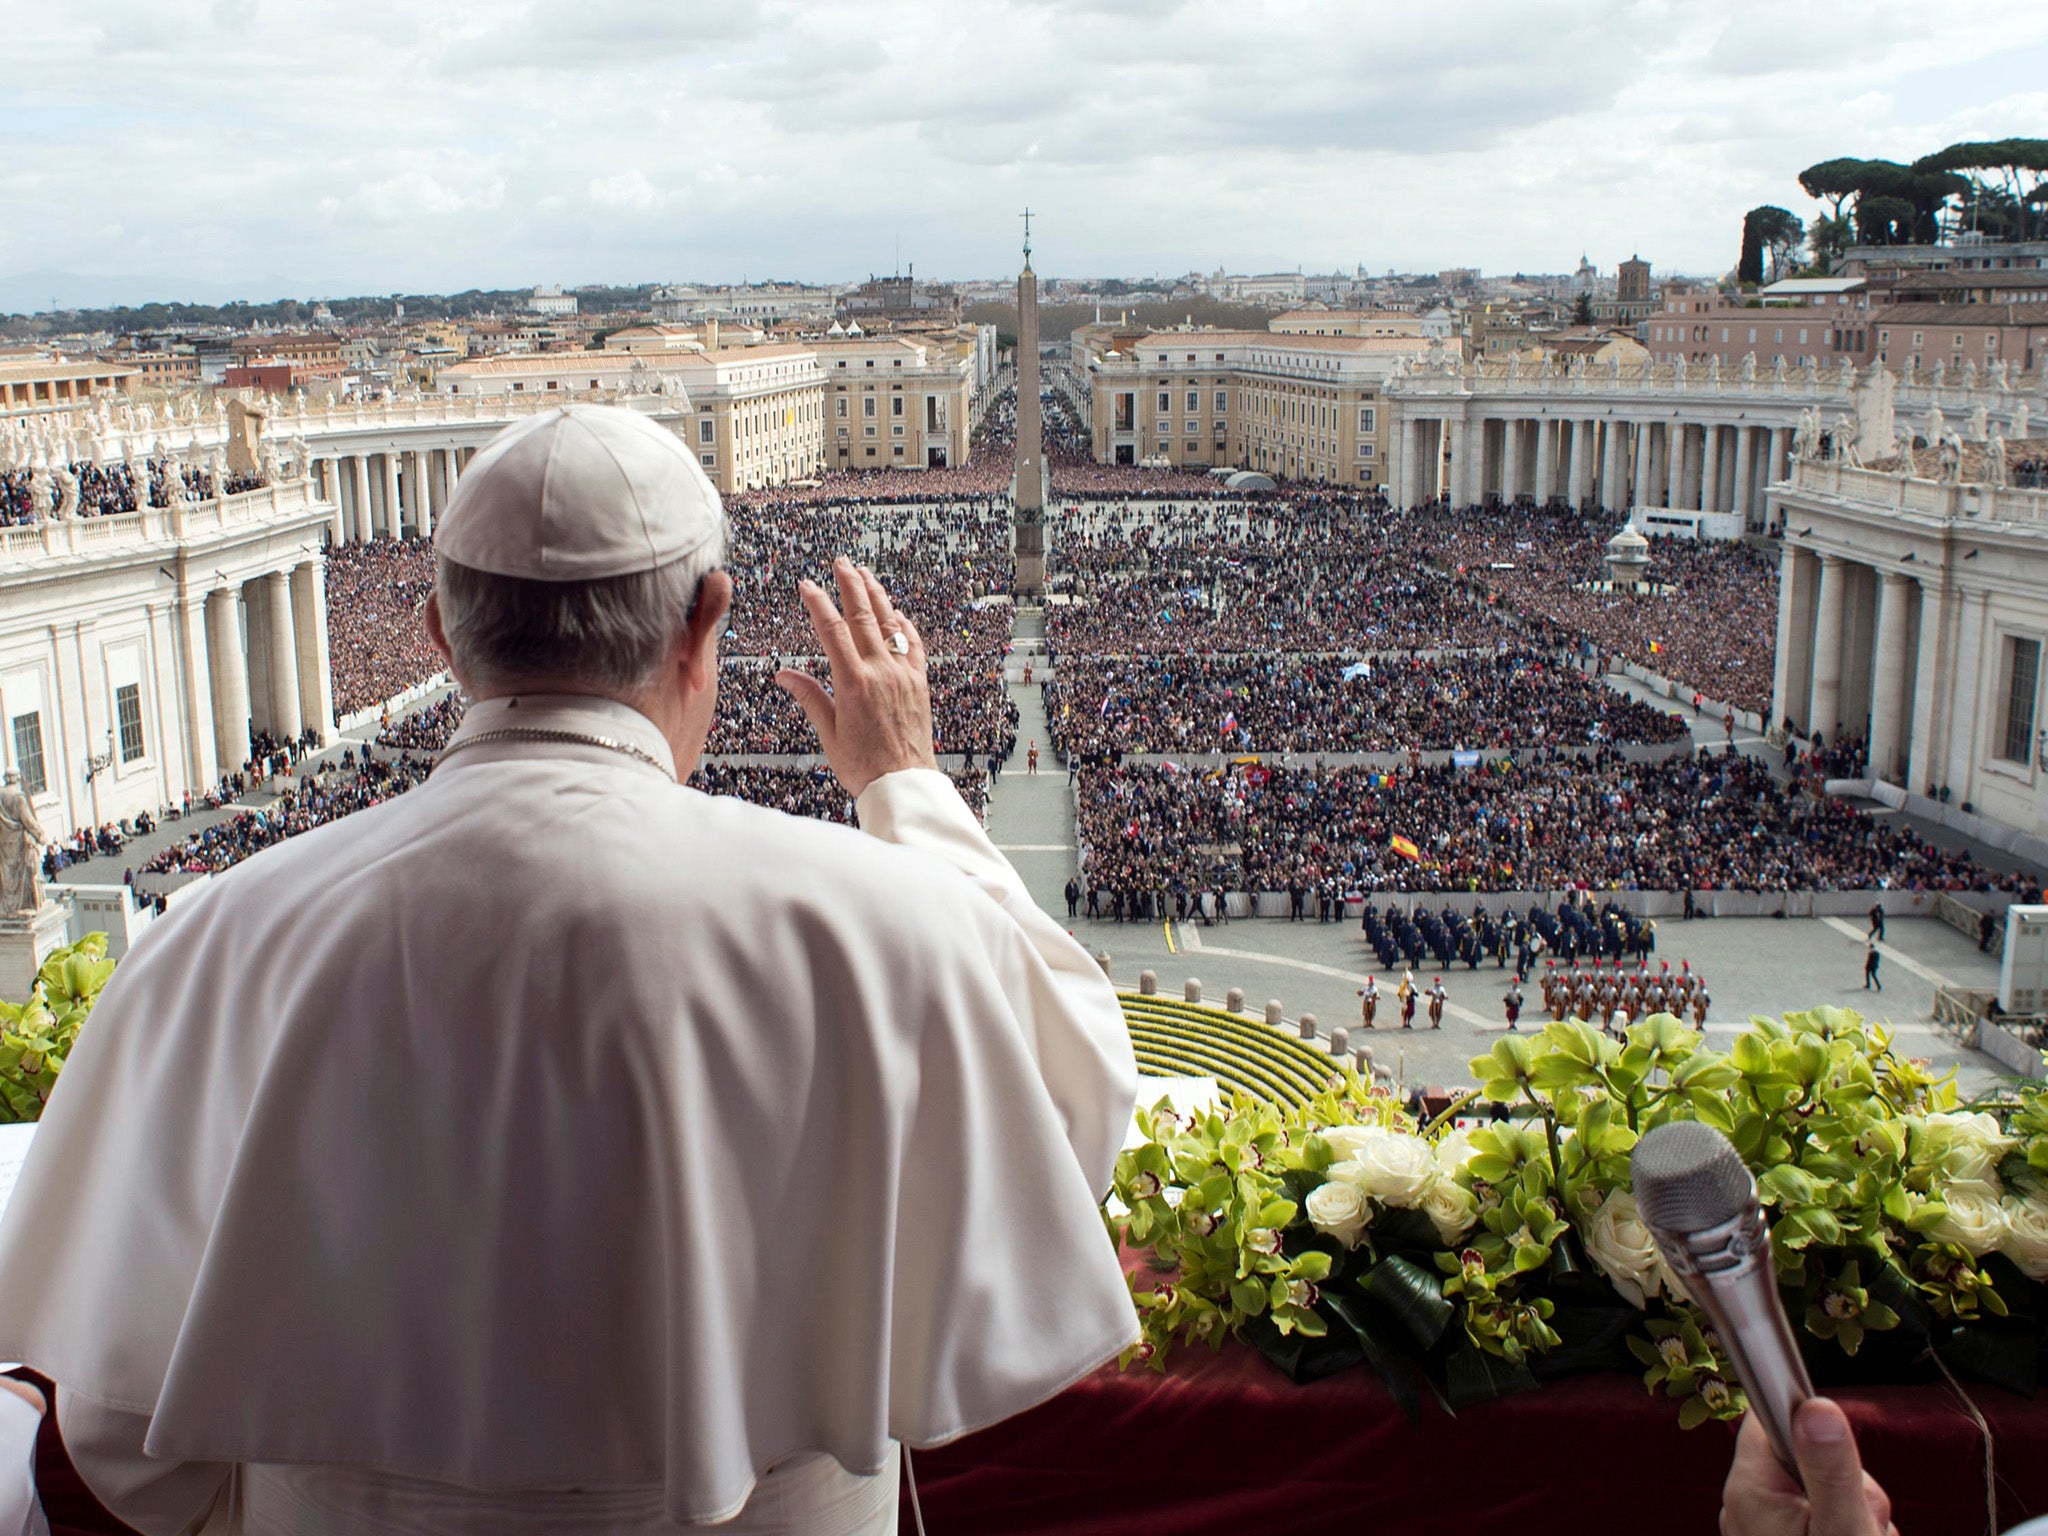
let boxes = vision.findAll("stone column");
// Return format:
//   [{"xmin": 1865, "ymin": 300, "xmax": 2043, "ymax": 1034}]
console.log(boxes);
[
  {"xmin": 1732, "ymin": 428, "xmax": 1756, "ymax": 524},
  {"xmin": 1906, "ymin": 580, "xmax": 1948, "ymax": 795},
  {"xmin": 175, "ymin": 595, "xmax": 219, "ymax": 788},
  {"xmin": 1808, "ymin": 554, "xmax": 1848, "ymax": 742},
  {"xmin": 1598, "ymin": 420, "xmax": 1621, "ymax": 513},
  {"xmin": 1867, "ymin": 571, "xmax": 1914, "ymax": 785},
  {"xmin": 1664, "ymin": 423, "xmax": 1685, "ymax": 508},
  {"xmin": 1700, "ymin": 425, "xmax": 1722, "ymax": 515},
  {"xmin": 381, "ymin": 453, "xmax": 403, "ymax": 539},
  {"xmin": 1632, "ymin": 421, "xmax": 1651, "ymax": 509},
  {"xmin": 205, "ymin": 586, "xmax": 250, "ymax": 776},
  {"xmin": 1564, "ymin": 420, "xmax": 1587, "ymax": 509},
  {"xmin": 260, "ymin": 570, "xmax": 301, "ymax": 744},
  {"xmin": 1771, "ymin": 544, "xmax": 1815, "ymax": 733},
  {"xmin": 351, "ymin": 455, "xmax": 374, "ymax": 544},
  {"xmin": 290, "ymin": 560, "xmax": 336, "ymax": 741},
  {"xmin": 411, "ymin": 450, "xmax": 434, "ymax": 537},
  {"xmin": 1769, "ymin": 428, "xmax": 1791, "ymax": 491},
  {"xmin": 1500, "ymin": 420, "xmax": 1522, "ymax": 503},
  {"xmin": 1399, "ymin": 417, "xmax": 1421, "ymax": 507},
  {"xmin": 1534, "ymin": 418, "xmax": 1556, "ymax": 504}
]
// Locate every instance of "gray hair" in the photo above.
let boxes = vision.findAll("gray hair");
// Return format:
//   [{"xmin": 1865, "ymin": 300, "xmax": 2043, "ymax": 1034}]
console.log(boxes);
[{"xmin": 435, "ymin": 537, "xmax": 726, "ymax": 695}]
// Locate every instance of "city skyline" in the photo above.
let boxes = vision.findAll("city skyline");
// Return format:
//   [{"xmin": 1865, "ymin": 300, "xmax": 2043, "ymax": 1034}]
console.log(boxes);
[{"xmin": 2, "ymin": 0, "xmax": 2046, "ymax": 311}]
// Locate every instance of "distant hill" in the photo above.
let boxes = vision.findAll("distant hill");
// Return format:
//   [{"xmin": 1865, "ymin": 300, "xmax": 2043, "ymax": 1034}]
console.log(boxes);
[{"xmin": 964, "ymin": 296, "xmax": 1286, "ymax": 341}]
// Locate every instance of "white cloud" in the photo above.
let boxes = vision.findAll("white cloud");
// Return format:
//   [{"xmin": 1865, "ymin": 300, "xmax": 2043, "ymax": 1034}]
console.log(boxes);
[{"xmin": 0, "ymin": 0, "xmax": 2041, "ymax": 302}]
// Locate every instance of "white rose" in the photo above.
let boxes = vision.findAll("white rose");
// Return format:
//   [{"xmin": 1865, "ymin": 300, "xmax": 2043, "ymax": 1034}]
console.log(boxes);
[
  {"xmin": 1305, "ymin": 1179, "xmax": 1370, "ymax": 1249},
  {"xmin": 1421, "ymin": 1177, "xmax": 1478, "ymax": 1244},
  {"xmin": 1930, "ymin": 1186, "xmax": 2009, "ymax": 1258},
  {"xmin": 2000, "ymin": 1195, "xmax": 2048, "ymax": 1280},
  {"xmin": 1915, "ymin": 1111, "xmax": 2016, "ymax": 1189},
  {"xmin": 1434, "ymin": 1128, "xmax": 1480, "ymax": 1176},
  {"xmin": 1582, "ymin": 1190, "xmax": 1665, "ymax": 1310},
  {"xmin": 1321, "ymin": 1125, "xmax": 1382, "ymax": 1164},
  {"xmin": 1328, "ymin": 1128, "xmax": 1439, "ymax": 1209}
]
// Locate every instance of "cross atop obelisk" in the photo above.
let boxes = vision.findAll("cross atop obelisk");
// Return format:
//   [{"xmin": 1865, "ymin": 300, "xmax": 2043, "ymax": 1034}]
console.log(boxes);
[{"xmin": 1013, "ymin": 209, "xmax": 1045, "ymax": 595}]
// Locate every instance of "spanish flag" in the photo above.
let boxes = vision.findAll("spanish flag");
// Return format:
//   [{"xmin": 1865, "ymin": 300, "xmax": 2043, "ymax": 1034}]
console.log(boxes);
[{"xmin": 1390, "ymin": 834, "xmax": 1421, "ymax": 862}]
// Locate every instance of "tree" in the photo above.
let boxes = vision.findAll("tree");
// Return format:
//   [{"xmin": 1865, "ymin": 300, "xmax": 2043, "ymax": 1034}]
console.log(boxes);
[
  {"xmin": 1743, "ymin": 206, "xmax": 1804, "ymax": 283},
  {"xmin": 1572, "ymin": 291, "xmax": 1593, "ymax": 325},
  {"xmin": 1737, "ymin": 211, "xmax": 1766, "ymax": 286},
  {"xmin": 1914, "ymin": 139, "xmax": 2048, "ymax": 240},
  {"xmin": 1798, "ymin": 158, "xmax": 1873, "ymax": 219},
  {"xmin": 1807, "ymin": 213, "xmax": 1853, "ymax": 272}
]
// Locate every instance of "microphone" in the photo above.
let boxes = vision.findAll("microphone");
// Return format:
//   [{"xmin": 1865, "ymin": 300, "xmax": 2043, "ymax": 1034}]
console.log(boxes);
[{"xmin": 1630, "ymin": 1120, "xmax": 1814, "ymax": 1480}]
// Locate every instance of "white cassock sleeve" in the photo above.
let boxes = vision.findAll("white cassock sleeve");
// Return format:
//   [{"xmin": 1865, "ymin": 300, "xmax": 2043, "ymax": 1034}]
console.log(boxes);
[{"xmin": 855, "ymin": 768, "xmax": 1135, "ymax": 1198}]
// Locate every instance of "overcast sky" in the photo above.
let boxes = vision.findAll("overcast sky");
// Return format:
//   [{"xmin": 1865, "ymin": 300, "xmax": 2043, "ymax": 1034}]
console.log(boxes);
[{"xmin": 3, "ymin": 0, "xmax": 2044, "ymax": 308}]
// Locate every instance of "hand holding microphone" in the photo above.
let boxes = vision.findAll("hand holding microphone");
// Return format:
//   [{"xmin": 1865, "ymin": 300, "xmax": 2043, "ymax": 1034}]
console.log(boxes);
[{"xmin": 1630, "ymin": 1121, "xmax": 1896, "ymax": 1536}]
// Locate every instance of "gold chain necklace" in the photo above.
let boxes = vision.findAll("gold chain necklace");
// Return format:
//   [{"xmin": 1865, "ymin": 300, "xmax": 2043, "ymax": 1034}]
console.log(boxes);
[{"xmin": 435, "ymin": 726, "xmax": 677, "ymax": 783}]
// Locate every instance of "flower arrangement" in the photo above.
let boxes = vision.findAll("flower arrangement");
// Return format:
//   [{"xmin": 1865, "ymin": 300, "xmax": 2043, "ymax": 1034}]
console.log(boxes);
[
  {"xmin": 0, "ymin": 935, "xmax": 113, "ymax": 1123},
  {"xmin": 1108, "ymin": 1007, "xmax": 2048, "ymax": 1426}
]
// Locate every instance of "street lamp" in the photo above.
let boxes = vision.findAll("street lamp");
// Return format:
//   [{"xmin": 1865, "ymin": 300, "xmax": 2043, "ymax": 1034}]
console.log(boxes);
[{"xmin": 83, "ymin": 729, "xmax": 115, "ymax": 783}]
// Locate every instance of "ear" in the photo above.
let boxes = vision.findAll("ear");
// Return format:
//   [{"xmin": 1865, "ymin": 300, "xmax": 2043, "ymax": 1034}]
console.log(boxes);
[
  {"xmin": 422, "ymin": 592, "xmax": 454, "ymax": 670},
  {"xmin": 678, "ymin": 570, "xmax": 733, "ymax": 692}
]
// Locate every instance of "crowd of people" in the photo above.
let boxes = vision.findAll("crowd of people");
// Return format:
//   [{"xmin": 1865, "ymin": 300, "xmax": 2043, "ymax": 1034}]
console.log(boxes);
[
  {"xmin": 709, "ymin": 658, "xmax": 1017, "ymax": 758},
  {"xmin": 0, "ymin": 456, "xmax": 261, "ymax": 526},
  {"xmin": 1404, "ymin": 503, "xmax": 1781, "ymax": 714},
  {"xmin": 139, "ymin": 748, "xmax": 436, "ymax": 883},
  {"xmin": 1047, "ymin": 648, "xmax": 1687, "ymax": 757},
  {"xmin": 324, "ymin": 538, "xmax": 444, "ymax": 716},
  {"xmin": 1071, "ymin": 746, "xmax": 2024, "ymax": 907}
]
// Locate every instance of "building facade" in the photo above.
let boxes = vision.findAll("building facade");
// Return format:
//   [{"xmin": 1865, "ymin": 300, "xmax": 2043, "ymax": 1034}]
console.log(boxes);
[
  {"xmin": 1084, "ymin": 330, "xmax": 1428, "ymax": 485},
  {"xmin": 0, "ymin": 476, "xmax": 337, "ymax": 841},
  {"xmin": 1380, "ymin": 353, "xmax": 2041, "ymax": 529},
  {"xmin": 1770, "ymin": 459, "xmax": 2048, "ymax": 846},
  {"xmin": 815, "ymin": 336, "xmax": 972, "ymax": 473}
]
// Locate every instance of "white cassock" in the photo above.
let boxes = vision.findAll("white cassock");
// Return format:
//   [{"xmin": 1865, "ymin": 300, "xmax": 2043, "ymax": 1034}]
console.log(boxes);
[{"xmin": 0, "ymin": 695, "xmax": 1140, "ymax": 1534}]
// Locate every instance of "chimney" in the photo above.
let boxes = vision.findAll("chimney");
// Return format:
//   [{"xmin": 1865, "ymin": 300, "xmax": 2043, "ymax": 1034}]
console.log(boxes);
[{"xmin": 706, "ymin": 318, "xmax": 721, "ymax": 352}]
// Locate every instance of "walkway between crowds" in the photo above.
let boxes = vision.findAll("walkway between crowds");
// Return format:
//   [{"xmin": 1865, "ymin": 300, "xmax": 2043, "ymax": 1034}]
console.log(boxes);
[{"xmin": 984, "ymin": 606, "xmax": 1081, "ymax": 922}]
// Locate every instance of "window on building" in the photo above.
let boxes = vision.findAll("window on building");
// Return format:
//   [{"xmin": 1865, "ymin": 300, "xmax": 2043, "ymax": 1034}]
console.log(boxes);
[
  {"xmin": 1358, "ymin": 407, "xmax": 1376, "ymax": 433},
  {"xmin": 891, "ymin": 396, "xmax": 904, "ymax": 417},
  {"xmin": 11, "ymin": 712, "xmax": 44, "ymax": 795},
  {"xmin": 892, "ymin": 424, "xmax": 904, "ymax": 436},
  {"xmin": 864, "ymin": 425, "xmax": 877, "ymax": 437},
  {"xmin": 698, "ymin": 419, "xmax": 714, "ymax": 444},
  {"xmin": 863, "ymin": 397, "xmax": 876, "ymax": 418},
  {"xmin": 116, "ymin": 683, "xmax": 144, "ymax": 762},
  {"xmin": 835, "ymin": 397, "xmax": 847, "ymax": 418},
  {"xmin": 1215, "ymin": 390, "xmax": 1228, "ymax": 411},
  {"xmin": 2004, "ymin": 637, "xmax": 2041, "ymax": 764},
  {"xmin": 1157, "ymin": 391, "xmax": 1170, "ymax": 411}
]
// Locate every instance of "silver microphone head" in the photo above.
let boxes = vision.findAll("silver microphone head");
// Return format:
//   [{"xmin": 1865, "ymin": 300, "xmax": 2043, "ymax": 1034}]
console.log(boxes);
[{"xmin": 1632, "ymin": 1119, "xmax": 1757, "ymax": 1237}]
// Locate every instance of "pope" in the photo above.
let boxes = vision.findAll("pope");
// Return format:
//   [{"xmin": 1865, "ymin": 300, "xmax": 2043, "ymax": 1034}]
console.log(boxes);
[{"xmin": 0, "ymin": 405, "xmax": 1140, "ymax": 1535}]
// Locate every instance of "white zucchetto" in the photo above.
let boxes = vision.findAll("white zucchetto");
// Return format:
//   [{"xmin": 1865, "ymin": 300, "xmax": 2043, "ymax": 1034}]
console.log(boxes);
[{"xmin": 433, "ymin": 404, "xmax": 725, "ymax": 581}]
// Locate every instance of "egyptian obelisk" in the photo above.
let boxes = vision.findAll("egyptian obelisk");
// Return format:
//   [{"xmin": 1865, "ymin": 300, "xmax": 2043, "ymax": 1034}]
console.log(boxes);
[{"xmin": 1013, "ymin": 209, "xmax": 1045, "ymax": 596}]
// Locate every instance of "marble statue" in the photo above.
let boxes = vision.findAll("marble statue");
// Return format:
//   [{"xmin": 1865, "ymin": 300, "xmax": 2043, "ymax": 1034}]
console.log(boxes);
[
  {"xmin": 1853, "ymin": 365, "xmax": 1896, "ymax": 463},
  {"xmin": 0, "ymin": 771, "xmax": 48, "ymax": 918},
  {"xmin": 1673, "ymin": 355, "xmax": 1687, "ymax": 385},
  {"xmin": 1991, "ymin": 360, "xmax": 2010, "ymax": 392},
  {"xmin": 26, "ymin": 463, "xmax": 51, "ymax": 522},
  {"xmin": 1925, "ymin": 402, "xmax": 1946, "ymax": 449},
  {"xmin": 1706, "ymin": 355, "xmax": 1721, "ymax": 389},
  {"xmin": 1773, "ymin": 355, "xmax": 1789, "ymax": 383},
  {"xmin": 1988, "ymin": 431, "xmax": 2010, "ymax": 487},
  {"xmin": 49, "ymin": 463, "xmax": 79, "ymax": 521},
  {"xmin": 1931, "ymin": 360, "xmax": 1947, "ymax": 388},
  {"xmin": 1506, "ymin": 354, "xmax": 1521, "ymax": 381},
  {"xmin": 1963, "ymin": 360, "xmax": 1980, "ymax": 390},
  {"xmin": 1839, "ymin": 359, "xmax": 1857, "ymax": 392},
  {"xmin": 1791, "ymin": 407, "xmax": 1821, "ymax": 462},
  {"xmin": 1803, "ymin": 358, "xmax": 1821, "ymax": 389},
  {"xmin": 2014, "ymin": 401, "xmax": 2031, "ymax": 441},
  {"xmin": 1939, "ymin": 431, "xmax": 1965, "ymax": 483},
  {"xmin": 1970, "ymin": 405, "xmax": 1990, "ymax": 440},
  {"xmin": 1893, "ymin": 423, "xmax": 1918, "ymax": 471},
  {"xmin": 1832, "ymin": 414, "xmax": 1863, "ymax": 466},
  {"xmin": 1741, "ymin": 352, "xmax": 1756, "ymax": 383},
  {"xmin": 1607, "ymin": 354, "xmax": 1623, "ymax": 384}
]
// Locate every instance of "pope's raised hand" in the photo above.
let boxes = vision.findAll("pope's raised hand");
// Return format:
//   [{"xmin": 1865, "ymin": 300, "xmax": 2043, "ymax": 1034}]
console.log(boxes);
[{"xmin": 775, "ymin": 557, "xmax": 939, "ymax": 798}]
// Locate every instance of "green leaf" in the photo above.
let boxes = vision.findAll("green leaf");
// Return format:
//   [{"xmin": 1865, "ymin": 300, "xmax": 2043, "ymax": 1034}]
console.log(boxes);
[
  {"xmin": 1442, "ymin": 1337, "xmax": 1540, "ymax": 1410},
  {"xmin": 1362, "ymin": 1254, "xmax": 1454, "ymax": 1348}
]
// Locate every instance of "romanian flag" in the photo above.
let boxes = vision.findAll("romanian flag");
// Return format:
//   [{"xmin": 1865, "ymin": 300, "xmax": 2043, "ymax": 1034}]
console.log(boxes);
[
  {"xmin": 1649, "ymin": 640, "xmax": 1664, "ymax": 655},
  {"xmin": 1390, "ymin": 834, "xmax": 1421, "ymax": 862}
]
